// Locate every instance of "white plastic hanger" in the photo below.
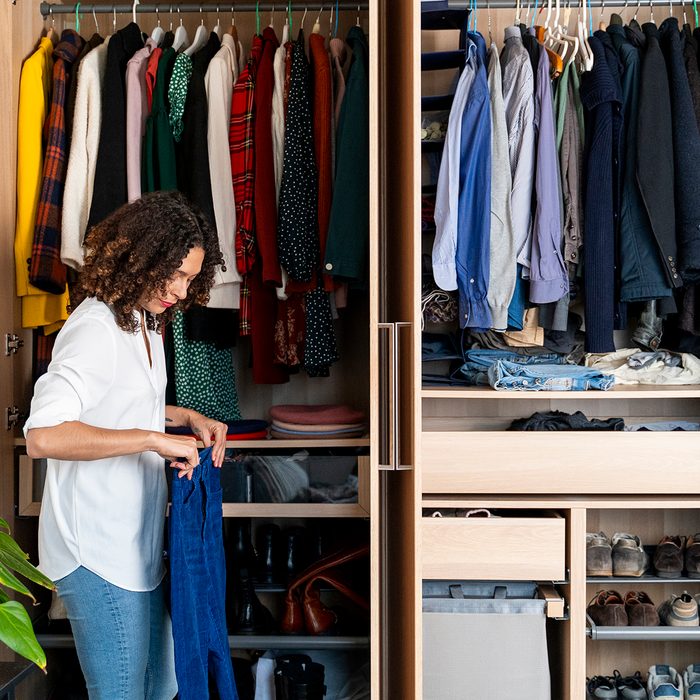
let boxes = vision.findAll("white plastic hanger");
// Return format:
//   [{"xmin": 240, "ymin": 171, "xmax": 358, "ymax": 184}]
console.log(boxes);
[
  {"xmin": 270, "ymin": 2, "xmax": 276, "ymax": 28},
  {"xmin": 151, "ymin": 6, "xmax": 165, "ymax": 44},
  {"xmin": 577, "ymin": 0, "xmax": 594, "ymax": 71},
  {"xmin": 173, "ymin": 7, "xmax": 190, "ymax": 50},
  {"xmin": 214, "ymin": 5, "xmax": 223, "ymax": 37},
  {"xmin": 132, "ymin": 0, "xmax": 139, "ymax": 26},
  {"xmin": 185, "ymin": 6, "xmax": 209, "ymax": 55},
  {"xmin": 313, "ymin": 4, "xmax": 323, "ymax": 33},
  {"xmin": 113, "ymin": 5, "xmax": 118, "ymax": 32},
  {"xmin": 92, "ymin": 6, "xmax": 100, "ymax": 34}
]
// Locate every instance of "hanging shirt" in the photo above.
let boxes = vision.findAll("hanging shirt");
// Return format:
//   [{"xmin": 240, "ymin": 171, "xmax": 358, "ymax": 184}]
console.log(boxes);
[
  {"xmin": 125, "ymin": 37, "xmax": 158, "ymax": 202},
  {"xmin": 500, "ymin": 26, "xmax": 536, "ymax": 271},
  {"xmin": 432, "ymin": 43, "xmax": 475, "ymax": 292},
  {"xmin": 145, "ymin": 46, "xmax": 162, "ymax": 113},
  {"xmin": 14, "ymin": 36, "xmax": 71, "ymax": 330},
  {"xmin": 62, "ymin": 38, "xmax": 110, "ymax": 271},
  {"xmin": 205, "ymin": 33, "xmax": 242, "ymax": 309},
  {"xmin": 528, "ymin": 39, "xmax": 568, "ymax": 305},
  {"xmin": 24, "ymin": 297, "xmax": 167, "ymax": 591},
  {"xmin": 30, "ymin": 29, "xmax": 85, "ymax": 295},
  {"xmin": 486, "ymin": 42, "xmax": 516, "ymax": 331},
  {"xmin": 168, "ymin": 52, "xmax": 193, "ymax": 142}
]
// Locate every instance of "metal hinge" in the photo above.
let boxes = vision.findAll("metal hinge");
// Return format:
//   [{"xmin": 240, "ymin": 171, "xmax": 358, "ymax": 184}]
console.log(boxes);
[
  {"xmin": 5, "ymin": 333, "xmax": 24, "ymax": 356},
  {"xmin": 6, "ymin": 406, "xmax": 25, "ymax": 431}
]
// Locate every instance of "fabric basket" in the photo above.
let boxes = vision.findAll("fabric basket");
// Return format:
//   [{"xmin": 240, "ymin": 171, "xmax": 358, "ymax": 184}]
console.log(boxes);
[{"xmin": 422, "ymin": 581, "xmax": 551, "ymax": 700}]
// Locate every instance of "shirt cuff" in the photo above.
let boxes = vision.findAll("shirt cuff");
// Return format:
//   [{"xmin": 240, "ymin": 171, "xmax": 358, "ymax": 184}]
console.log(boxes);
[
  {"xmin": 459, "ymin": 294, "xmax": 493, "ymax": 330},
  {"xmin": 489, "ymin": 304, "xmax": 509, "ymax": 332},
  {"xmin": 432, "ymin": 263, "xmax": 458, "ymax": 292},
  {"xmin": 529, "ymin": 276, "xmax": 569, "ymax": 305}
]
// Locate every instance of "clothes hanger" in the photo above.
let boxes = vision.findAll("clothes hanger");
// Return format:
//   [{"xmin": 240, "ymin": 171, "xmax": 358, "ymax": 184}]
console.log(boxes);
[
  {"xmin": 356, "ymin": 3, "xmax": 361, "ymax": 26},
  {"xmin": 92, "ymin": 5, "xmax": 100, "ymax": 35},
  {"xmin": 561, "ymin": 0, "xmax": 580, "ymax": 66},
  {"xmin": 213, "ymin": 6, "xmax": 223, "ymax": 38},
  {"xmin": 598, "ymin": 0, "xmax": 607, "ymax": 29},
  {"xmin": 313, "ymin": 5, "xmax": 323, "ymax": 34},
  {"xmin": 269, "ymin": 2, "xmax": 275, "ymax": 28},
  {"xmin": 131, "ymin": 0, "xmax": 139, "ymax": 26},
  {"xmin": 185, "ymin": 6, "xmax": 209, "ymax": 55},
  {"xmin": 487, "ymin": 0, "xmax": 494, "ymax": 46},
  {"xmin": 301, "ymin": 5, "xmax": 308, "ymax": 33},
  {"xmin": 172, "ymin": 6, "xmax": 190, "ymax": 50},
  {"xmin": 151, "ymin": 6, "xmax": 165, "ymax": 44},
  {"xmin": 113, "ymin": 4, "xmax": 118, "ymax": 32},
  {"xmin": 577, "ymin": 0, "xmax": 594, "ymax": 71},
  {"xmin": 74, "ymin": 2, "xmax": 81, "ymax": 34}
]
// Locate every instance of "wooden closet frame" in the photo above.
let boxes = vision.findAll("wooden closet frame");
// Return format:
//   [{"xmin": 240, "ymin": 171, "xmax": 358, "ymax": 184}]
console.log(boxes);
[
  {"xmin": 382, "ymin": 0, "xmax": 700, "ymax": 698},
  {"xmin": 0, "ymin": 1, "xmax": 387, "ymax": 697}
]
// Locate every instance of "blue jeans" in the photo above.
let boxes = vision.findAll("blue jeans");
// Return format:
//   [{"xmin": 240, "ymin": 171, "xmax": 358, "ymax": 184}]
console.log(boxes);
[
  {"xmin": 488, "ymin": 360, "xmax": 615, "ymax": 391},
  {"xmin": 55, "ymin": 566, "xmax": 177, "ymax": 700},
  {"xmin": 169, "ymin": 446, "xmax": 238, "ymax": 700},
  {"xmin": 456, "ymin": 349, "xmax": 568, "ymax": 385}
]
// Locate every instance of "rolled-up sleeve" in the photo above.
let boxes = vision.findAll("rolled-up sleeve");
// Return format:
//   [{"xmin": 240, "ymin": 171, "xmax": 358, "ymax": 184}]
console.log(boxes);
[{"xmin": 23, "ymin": 317, "xmax": 117, "ymax": 435}]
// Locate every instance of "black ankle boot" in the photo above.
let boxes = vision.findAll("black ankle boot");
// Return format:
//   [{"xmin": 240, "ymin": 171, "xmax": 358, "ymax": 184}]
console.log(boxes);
[
  {"xmin": 286, "ymin": 661, "xmax": 326, "ymax": 700},
  {"xmin": 231, "ymin": 571, "xmax": 276, "ymax": 635},
  {"xmin": 284, "ymin": 526, "xmax": 310, "ymax": 582},
  {"xmin": 256, "ymin": 523, "xmax": 283, "ymax": 584},
  {"xmin": 274, "ymin": 655, "xmax": 313, "ymax": 700}
]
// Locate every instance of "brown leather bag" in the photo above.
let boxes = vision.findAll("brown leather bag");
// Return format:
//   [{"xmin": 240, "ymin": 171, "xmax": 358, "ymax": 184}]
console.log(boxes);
[
  {"xmin": 303, "ymin": 568, "xmax": 370, "ymax": 634},
  {"xmin": 280, "ymin": 543, "xmax": 369, "ymax": 634}
]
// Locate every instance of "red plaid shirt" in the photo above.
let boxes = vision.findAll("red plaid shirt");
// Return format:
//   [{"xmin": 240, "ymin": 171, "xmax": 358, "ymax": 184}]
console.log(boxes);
[
  {"xmin": 30, "ymin": 30, "xmax": 85, "ymax": 295},
  {"xmin": 230, "ymin": 35, "xmax": 263, "ymax": 336}
]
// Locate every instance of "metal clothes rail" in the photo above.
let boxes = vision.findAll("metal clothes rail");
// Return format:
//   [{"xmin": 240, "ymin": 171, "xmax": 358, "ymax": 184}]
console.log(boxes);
[{"xmin": 40, "ymin": 1, "xmax": 368, "ymax": 15}]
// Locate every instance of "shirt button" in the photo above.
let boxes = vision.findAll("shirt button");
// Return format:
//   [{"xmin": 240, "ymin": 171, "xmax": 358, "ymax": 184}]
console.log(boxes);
[
  {"xmin": 668, "ymin": 256, "xmax": 673, "ymax": 261},
  {"xmin": 674, "ymin": 273, "xmax": 679, "ymax": 278},
  {"xmin": 469, "ymin": 278, "xmax": 475, "ymax": 284},
  {"xmin": 325, "ymin": 263, "xmax": 333, "ymax": 271}
]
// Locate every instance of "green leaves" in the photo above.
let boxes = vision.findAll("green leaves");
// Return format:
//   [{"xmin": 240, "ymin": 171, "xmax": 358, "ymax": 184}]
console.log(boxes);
[
  {"xmin": 0, "ymin": 524, "xmax": 54, "ymax": 669},
  {"xmin": 0, "ymin": 602, "xmax": 47, "ymax": 671}
]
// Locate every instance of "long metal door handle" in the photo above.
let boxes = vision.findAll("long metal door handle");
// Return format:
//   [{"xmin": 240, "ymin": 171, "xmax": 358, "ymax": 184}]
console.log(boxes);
[
  {"xmin": 395, "ymin": 321, "xmax": 413, "ymax": 470},
  {"xmin": 378, "ymin": 322, "xmax": 395, "ymax": 470}
]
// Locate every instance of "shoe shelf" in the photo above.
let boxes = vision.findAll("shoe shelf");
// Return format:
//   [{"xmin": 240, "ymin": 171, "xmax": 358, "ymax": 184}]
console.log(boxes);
[
  {"xmin": 587, "ymin": 575, "xmax": 700, "ymax": 584},
  {"xmin": 421, "ymin": 385, "xmax": 700, "ymax": 399},
  {"xmin": 586, "ymin": 623, "xmax": 700, "ymax": 641},
  {"xmin": 35, "ymin": 633, "xmax": 370, "ymax": 651}
]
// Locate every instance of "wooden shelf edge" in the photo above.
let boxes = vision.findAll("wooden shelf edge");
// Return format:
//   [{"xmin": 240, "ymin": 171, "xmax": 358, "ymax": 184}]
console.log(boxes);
[
  {"xmin": 421, "ymin": 385, "xmax": 700, "ymax": 399},
  {"xmin": 221, "ymin": 503, "xmax": 369, "ymax": 518},
  {"xmin": 13, "ymin": 437, "xmax": 371, "ymax": 449}
]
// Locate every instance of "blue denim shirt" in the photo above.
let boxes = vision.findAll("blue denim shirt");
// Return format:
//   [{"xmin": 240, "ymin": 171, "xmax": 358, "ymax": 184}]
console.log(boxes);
[{"xmin": 456, "ymin": 35, "xmax": 492, "ymax": 330}]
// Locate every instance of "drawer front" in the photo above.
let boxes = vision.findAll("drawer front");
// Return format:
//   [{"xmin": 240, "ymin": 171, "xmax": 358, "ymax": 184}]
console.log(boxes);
[
  {"xmin": 422, "ymin": 516, "xmax": 565, "ymax": 580},
  {"xmin": 421, "ymin": 431, "xmax": 700, "ymax": 494}
]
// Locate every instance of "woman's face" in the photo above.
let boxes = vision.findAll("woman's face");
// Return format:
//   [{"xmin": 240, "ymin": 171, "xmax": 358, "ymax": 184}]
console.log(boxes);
[{"xmin": 140, "ymin": 246, "xmax": 205, "ymax": 315}]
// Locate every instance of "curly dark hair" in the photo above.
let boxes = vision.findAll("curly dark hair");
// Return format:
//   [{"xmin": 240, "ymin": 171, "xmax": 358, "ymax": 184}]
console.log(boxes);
[{"xmin": 72, "ymin": 191, "xmax": 224, "ymax": 334}]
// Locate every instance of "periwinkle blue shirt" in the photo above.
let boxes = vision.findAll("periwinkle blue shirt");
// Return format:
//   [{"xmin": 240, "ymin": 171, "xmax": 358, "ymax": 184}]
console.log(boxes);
[{"xmin": 456, "ymin": 35, "xmax": 492, "ymax": 330}]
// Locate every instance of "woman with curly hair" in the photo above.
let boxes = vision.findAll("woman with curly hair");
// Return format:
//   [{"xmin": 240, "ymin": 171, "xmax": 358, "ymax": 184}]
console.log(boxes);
[{"xmin": 24, "ymin": 192, "xmax": 227, "ymax": 699}]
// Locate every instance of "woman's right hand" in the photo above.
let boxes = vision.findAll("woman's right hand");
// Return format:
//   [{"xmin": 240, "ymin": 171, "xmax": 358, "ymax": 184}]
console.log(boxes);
[{"xmin": 149, "ymin": 432, "xmax": 199, "ymax": 480}]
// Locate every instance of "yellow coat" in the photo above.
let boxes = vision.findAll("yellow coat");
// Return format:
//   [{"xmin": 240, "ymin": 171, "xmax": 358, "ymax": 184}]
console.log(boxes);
[{"xmin": 14, "ymin": 36, "xmax": 69, "ymax": 332}]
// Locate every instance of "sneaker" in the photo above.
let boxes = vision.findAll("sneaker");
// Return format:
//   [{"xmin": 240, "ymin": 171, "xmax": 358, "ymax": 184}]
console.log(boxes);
[
  {"xmin": 612, "ymin": 533, "xmax": 648, "ymax": 577},
  {"xmin": 613, "ymin": 670, "xmax": 648, "ymax": 699},
  {"xmin": 587, "ymin": 590, "xmax": 628, "ymax": 626},
  {"xmin": 684, "ymin": 665, "xmax": 700, "ymax": 699},
  {"xmin": 588, "ymin": 532, "xmax": 613, "ymax": 576},
  {"xmin": 658, "ymin": 593, "xmax": 699, "ymax": 627},
  {"xmin": 686, "ymin": 535, "xmax": 700, "ymax": 579},
  {"xmin": 647, "ymin": 665, "xmax": 683, "ymax": 699},
  {"xmin": 587, "ymin": 675, "xmax": 619, "ymax": 699},
  {"xmin": 624, "ymin": 591, "xmax": 660, "ymax": 627},
  {"xmin": 654, "ymin": 536, "xmax": 686, "ymax": 578}
]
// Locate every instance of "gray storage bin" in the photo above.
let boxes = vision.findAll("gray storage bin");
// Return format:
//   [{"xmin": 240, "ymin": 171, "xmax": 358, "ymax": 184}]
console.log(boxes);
[{"xmin": 423, "ymin": 582, "xmax": 551, "ymax": 700}]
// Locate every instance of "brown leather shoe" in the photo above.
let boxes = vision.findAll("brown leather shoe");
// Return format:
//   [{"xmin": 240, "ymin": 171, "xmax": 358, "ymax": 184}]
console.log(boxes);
[
  {"xmin": 587, "ymin": 590, "xmax": 628, "ymax": 626},
  {"xmin": 654, "ymin": 536, "xmax": 686, "ymax": 578},
  {"xmin": 686, "ymin": 534, "xmax": 700, "ymax": 579},
  {"xmin": 624, "ymin": 591, "xmax": 660, "ymax": 626}
]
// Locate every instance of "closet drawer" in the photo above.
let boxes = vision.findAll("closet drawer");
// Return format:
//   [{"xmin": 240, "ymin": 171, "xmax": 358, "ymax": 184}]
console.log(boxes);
[
  {"xmin": 421, "ymin": 512, "xmax": 565, "ymax": 580},
  {"xmin": 421, "ymin": 431, "xmax": 700, "ymax": 494}
]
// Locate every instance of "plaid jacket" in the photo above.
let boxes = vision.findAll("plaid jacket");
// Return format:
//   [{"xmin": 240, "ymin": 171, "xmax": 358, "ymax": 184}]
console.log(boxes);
[
  {"xmin": 229, "ymin": 35, "xmax": 263, "ymax": 335},
  {"xmin": 30, "ymin": 29, "xmax": 85, "ymax": 294}
]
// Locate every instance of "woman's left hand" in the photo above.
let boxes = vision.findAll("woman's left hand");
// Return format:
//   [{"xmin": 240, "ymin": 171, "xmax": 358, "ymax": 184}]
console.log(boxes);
[{"xmin": 188, "ymin": 412, "xmax": 227, "ymax": 467}]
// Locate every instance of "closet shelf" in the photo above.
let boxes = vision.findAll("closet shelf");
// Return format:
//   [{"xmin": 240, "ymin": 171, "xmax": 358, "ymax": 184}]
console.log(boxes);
[
  {"xmin": 421, "ymin": 385, "xmax": 700, "ymax": 399},
  {"xmin": 13, "ymin": 437, "xmax": 371, "ymax": 449},
  {"xmin": 587, "ymin": 575, "xmax": 700, "ymax": 584},
  {"xmin": 221, "ymin": 503, "xmax": 370, "ymax": 518},
  {"xmin": 35, "ymin": 633, "xmax": 370, "ymax": 651}
]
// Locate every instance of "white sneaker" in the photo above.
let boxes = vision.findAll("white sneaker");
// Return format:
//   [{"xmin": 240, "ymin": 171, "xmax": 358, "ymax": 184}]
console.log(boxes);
[
  {"xmin": 685, "ymin": 664, "xmax": 700, "ymax": 699},
  {"xmin": 647, "ymin": 665, "xmax": 683, "ymax": 699}
]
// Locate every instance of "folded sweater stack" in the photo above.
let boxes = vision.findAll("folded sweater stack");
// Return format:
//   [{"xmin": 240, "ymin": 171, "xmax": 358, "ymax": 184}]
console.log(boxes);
[{"xmin": 269, "ymin": 404, "xmax": 367, "ymax": 440}]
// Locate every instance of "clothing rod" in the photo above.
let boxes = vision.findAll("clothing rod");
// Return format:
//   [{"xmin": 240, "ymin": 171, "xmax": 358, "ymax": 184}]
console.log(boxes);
[{"xmin": 40, "ymin": 1, "xmax": 368, "ymax": 16}]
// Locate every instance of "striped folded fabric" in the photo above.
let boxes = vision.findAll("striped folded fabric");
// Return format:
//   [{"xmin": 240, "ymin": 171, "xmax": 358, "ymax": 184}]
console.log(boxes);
[{"xmin": 269, "ymin": 404, "xmax": 366, "ymax": 426}]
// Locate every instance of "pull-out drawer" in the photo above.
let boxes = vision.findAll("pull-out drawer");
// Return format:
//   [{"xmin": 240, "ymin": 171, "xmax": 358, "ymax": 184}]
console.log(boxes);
[
  {"xmin": 421, "ymin": 511, "xmax": 565, "ymax": 580},
  {"xmin": 421, "ymin": 431, "xmax": 700, "ymax": 494}
]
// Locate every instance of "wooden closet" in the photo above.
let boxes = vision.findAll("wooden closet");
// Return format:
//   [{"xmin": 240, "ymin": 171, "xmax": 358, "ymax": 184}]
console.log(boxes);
[
  {"xmin": 382, "ymin": 0, "xmax": 700, "ymax": 698},
  {"xmin": 0, "ymin": 1, "xmax": 396, "ymax": 697}
]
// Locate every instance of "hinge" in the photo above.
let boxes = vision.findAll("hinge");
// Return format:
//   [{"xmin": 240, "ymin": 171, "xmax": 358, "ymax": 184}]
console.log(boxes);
[
  {"xmin": 6, "ymin": 406, "xmax": 25, "ymax": 431},
  {"xmin": 5, "ymin": 333, "xmax": 24, "ymax": 356}
]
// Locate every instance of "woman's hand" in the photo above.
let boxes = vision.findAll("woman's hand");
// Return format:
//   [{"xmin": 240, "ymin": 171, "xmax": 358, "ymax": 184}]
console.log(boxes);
[
  {"xmin": 149, "ymin": 432, "xmax": 199, "ymax": 480},
  {"xmin": 187, "ymin": 412, "xmax": 227, "ymax": 468}
]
